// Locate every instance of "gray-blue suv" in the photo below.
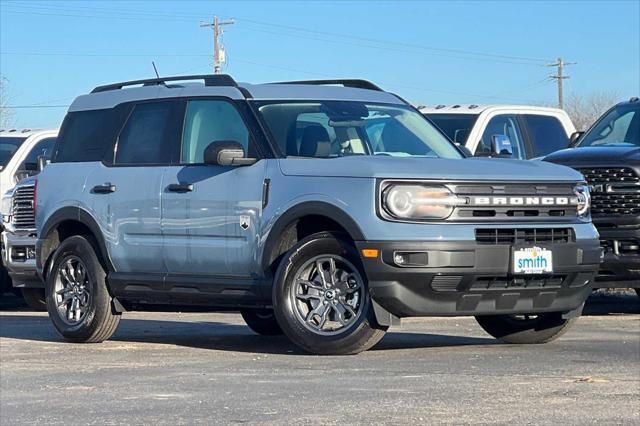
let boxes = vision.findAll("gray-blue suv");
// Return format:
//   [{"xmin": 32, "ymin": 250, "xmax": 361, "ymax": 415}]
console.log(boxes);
[{"xmin": 35, "ymin": 75, "xmax": 600, "ymax": 354}]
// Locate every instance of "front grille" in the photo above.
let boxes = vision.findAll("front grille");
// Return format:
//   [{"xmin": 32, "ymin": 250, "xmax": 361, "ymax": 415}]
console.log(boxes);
[
  {"xmin": 475, "ymin": 228, "xmax": 573, "ymax": 245},
  {"xmin": 578, "ymin": 167, "xmax": 640, "ymax": 184},
  {"xmin": 471, "ymin": 275, "xmax": 567, "ymax": 289},
  {"xmin": 11, "ymin": 185, "xmax": 36, "ymax": 230},
  {"xmin": 577, "ymin": 167, "xmax": 640, "ymax": 217},
  {"xmin": 450, "ymin": 182, "xmax": 578, "ymax": 222},
  {"xmin": 590, "ymin": 192, "xmax": 640, "ymax": 216}
]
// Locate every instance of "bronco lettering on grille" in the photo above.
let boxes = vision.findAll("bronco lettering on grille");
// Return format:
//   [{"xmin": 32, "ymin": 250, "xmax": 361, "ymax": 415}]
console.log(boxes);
[{"xmin": 470, "ymin": 196, "xmax": 578, "ymax": 207}]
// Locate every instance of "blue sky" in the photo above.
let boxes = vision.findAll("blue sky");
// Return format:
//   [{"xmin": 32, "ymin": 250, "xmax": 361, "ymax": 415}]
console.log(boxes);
[{"xmin": 1, "ymin": 0, "xmax": 639, "ymax": 128}]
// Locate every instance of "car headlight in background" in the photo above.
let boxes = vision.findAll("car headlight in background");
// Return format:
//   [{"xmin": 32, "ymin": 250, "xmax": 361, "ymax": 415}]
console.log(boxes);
[
  {"xmin": 574, "ymin": 184, "xmax": 590, "ymax": 217},
  {"xmin": 381, "ymin": 183, "xmax": 466, "ymax": 221}
]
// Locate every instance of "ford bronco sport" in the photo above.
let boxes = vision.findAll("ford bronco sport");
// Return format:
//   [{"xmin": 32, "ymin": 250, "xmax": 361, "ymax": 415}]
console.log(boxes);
[{"xmin": 36, "ymin": 75, "xmax": 600, "ymax": 354}]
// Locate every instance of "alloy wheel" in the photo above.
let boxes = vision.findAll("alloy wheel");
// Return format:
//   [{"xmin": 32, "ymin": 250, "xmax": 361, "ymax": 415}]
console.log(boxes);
[{"xmin": 290, "ymin": 255, "xmax": 365, "ymax": 336}]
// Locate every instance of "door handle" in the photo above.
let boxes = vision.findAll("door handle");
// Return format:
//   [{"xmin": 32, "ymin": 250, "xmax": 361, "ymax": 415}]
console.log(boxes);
[
  {"xmin": 167, "ymin": 183, "xmax": 194, "ymax": 193},
  {"xmin": 92, "ymin": 183, "xmax": 116, "ymax": 194}
]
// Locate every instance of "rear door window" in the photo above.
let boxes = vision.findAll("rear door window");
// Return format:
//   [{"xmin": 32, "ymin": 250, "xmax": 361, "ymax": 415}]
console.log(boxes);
[
  {"xmin": 115, "ymin": 101, "xmax": 182, "ymax": 165},
  {"xmin": 522, "ymin": 114, "xmax": 569, "ymax": 157},
  {"xmin": 54, "ymin": 107, "xmax": 129, "ymax": 163},
  {"xmin": 425, "ymin": 113, "xmax": 479, "ymax": 143}
]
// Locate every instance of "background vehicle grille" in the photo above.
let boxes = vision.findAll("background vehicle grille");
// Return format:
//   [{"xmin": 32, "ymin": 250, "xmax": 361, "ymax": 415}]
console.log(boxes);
[
  {"xmin": 578, "ymin": 167, "xmax": 639, "ymax": 184},
  {"xmin": 475, "ymin": 228, "xmax": 573, "ymax": 245},
  {"xmin": 577, "ymin": 167, "xmax": 640, "ymax": 216},
  {"xmin": 11, "ymin": 185, "xmax": 36, "ymax": 230}
]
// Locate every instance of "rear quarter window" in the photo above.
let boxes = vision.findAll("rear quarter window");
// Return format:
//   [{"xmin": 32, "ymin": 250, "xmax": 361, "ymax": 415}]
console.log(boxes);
[
  {"xmin": 522, "ymin": 114, "xmax": 569, "ymax": 157},
  {"xmin": 53, "ymin": 106, "xmax": 130, "ymax": 163}
]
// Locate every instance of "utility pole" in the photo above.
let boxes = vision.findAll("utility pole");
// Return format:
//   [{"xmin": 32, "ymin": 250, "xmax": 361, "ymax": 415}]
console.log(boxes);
[
  {"xmin": 200, "ymin": 16, "xmax": 234, "ymax": 74},
  {"xmin": 547, "ymin": 57, "xmax": 576, "ymax": 109}
]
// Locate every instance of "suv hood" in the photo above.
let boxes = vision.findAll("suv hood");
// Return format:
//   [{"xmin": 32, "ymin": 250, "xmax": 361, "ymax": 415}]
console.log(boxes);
[
  {"xmin": 278, "ymin": 156, "xmax": 583, "ymax": 182},
  {"xmin": 544, "ymin": 146, "xmax": 640, "ymax": 165}
]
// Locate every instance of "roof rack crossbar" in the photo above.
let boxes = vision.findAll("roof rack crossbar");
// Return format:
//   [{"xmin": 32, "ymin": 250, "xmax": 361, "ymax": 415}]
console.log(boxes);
[
  {"xmin": 271, "ymin": 79, "xmax": 384, "ymax": 92},
  {"xmin": 91, "ymin": 74, "xmax": 238, "ymax": 93}
]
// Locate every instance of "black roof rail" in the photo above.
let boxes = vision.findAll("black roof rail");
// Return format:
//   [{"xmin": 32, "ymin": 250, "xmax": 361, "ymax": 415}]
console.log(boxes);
[
  {"xmin": 271, "ymin": 79, "xmax": 384, "ymax": 92},
  {"xmin": 91, "ymin": 74, "xmax": 238, "ymax": 93}
]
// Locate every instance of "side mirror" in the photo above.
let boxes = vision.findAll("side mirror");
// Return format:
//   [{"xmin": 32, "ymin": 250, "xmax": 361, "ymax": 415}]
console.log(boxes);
[
  {"xmin": 568, "ymin": 131, "xmax": 584, "ymax": 147},
  {"xmin": 455, "ymin": 143, "xmax": 473, "ymax": 157},
  {"xmin": 203, "ymin": 140, "xmax": 257, "ymax": 166},
  {"xmin": 37, "ymin": 155, "xmax": 50, "ymax": 172},
  {"xmin": 491, "ymin": 134, "xmax": 513, "ymax": 157}
]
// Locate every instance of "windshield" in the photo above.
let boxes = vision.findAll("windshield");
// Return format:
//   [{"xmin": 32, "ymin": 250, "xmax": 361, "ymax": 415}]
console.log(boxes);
[
  {"xmin": 0, "ymin": 137, "xmax": 27, "ymax": 168},
  {"xmin": 256, "ymin": 101, "xmax": 462, "ymax": 159},
  {"xmin": 424, "ymin": 113, "xmax": 479, "ymax": 144},
  {"xmin": 579, "ymin": 103, "xmax": 640, "ymax": 147}
]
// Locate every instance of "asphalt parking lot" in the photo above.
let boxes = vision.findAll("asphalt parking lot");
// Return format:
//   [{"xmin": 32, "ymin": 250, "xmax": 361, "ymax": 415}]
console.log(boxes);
[{"xmin": 1, "ymin": 291, "xmax": 638, "ymax": 425}]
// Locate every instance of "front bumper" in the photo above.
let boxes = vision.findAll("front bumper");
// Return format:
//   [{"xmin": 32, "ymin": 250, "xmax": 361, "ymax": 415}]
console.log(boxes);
[
  {"xmin": 1, "ymin": 230, "xmax": 41, "ymax": 288},
  {"xmin": 595, "ymin": 225, "xmax": 640, "ymax": 288},
  {"xmin": 356, "ymin": 238, "xmax": 601, "ymax": 318}
]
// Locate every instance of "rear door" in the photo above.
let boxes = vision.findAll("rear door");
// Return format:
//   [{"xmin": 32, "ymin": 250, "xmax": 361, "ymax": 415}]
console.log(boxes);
[
  {"xmin": 161, "ymin": 99, "xmax": 266, "ymax": 277},
  {"xmin": 87, "ymin": 100, "xmax": 183, "ymax": 273}
]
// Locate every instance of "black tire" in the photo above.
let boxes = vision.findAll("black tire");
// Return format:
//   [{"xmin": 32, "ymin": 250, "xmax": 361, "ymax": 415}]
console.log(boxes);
[
  {"xmin": 21, "ymin": 288, "xmax": 47, "ymax": 311},
  {"xmin": 0, "ymin": 262, "xmax": 12, "ymax": 296},
  {"xmin": 476, "ymin": 312, "xmax": 577, "ymax": 344},
  {"xmin": 45, "ymin": 235, "xmax": 121, "ymax": 343},
  {"xmin": 240, "ymin": 308, "xmax": 283, "ymax": 335},
  {"xmin": 273, "ymin": 232, "xmax": 387, "ymax": 355},
  {"xmin": 635, "ymin": 288, "xmax": 640, "ymax": 298}
]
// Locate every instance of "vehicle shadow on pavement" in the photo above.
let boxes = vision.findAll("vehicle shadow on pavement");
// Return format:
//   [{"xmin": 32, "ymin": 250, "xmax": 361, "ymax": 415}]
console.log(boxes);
[
  {"xmin": 0, "ymin": 314, "xmax": 497, "ymax": 355},
  {"xmin": 583, "ymin": 292, "xmax": 639, "ymax": 315}
]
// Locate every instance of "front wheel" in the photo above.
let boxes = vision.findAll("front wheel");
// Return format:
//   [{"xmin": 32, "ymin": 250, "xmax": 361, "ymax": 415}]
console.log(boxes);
[
  {"xmin": 240, "ymin": 308, "xmax": 283, "ymax": 335},
  {"xmin": 46, "ymin": 235, "xmax": 121, "ymax": 343},
  {"xmin": 273, "ymin": 232, "xmax": 387, "ymax": 355},
  {"xmin": 475, "ymin": 312, "xmax": 577, "ymax": 344},
  {"xmin": 21, "ymin": 288, "xmax": 47, "ymax": 311}
]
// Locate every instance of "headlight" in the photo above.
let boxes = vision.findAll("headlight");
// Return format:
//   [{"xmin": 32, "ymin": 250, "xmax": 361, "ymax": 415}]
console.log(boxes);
[
  {"xmin": 574, "ymin": 184, "xmax": 590, "ymax": 217},
  {"xmin": 381, "ymin": 183, "xmax": 465, "ymax": 221}
]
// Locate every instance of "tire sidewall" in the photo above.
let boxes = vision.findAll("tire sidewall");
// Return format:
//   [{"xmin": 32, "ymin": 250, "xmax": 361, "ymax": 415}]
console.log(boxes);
[
  {"xmin": 273, "ymin": 232, "xmax": 383, "ymax": 354},
  {"xmin": 45, "ymin": 236, "xmax": 111, "ymax": 341}
]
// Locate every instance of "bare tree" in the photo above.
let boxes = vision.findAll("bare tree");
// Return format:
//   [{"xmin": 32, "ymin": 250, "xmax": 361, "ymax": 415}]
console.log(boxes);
[
  {"xmin": 565, "ymin": 91, "xmax": 620, "ymax": 131},
  {"xmin": 0, "ymin": 75, "xmax": 15, "ymax": 129}
]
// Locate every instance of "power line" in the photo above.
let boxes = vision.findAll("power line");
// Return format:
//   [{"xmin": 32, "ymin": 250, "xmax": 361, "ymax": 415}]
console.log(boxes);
[
  {"xmin": 2, "ymin": 3, "xmax": 553, "ymax": 66},
  {"xmin": 3, "ymin": 105, "xmax": 69, "ymax": 109}
]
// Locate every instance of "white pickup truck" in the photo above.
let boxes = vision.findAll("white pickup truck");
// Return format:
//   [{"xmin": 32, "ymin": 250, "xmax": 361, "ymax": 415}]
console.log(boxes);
[
  {"xmin": 1, "ymin": 129, "xmax": 57, "ymax": 306},
  {"xmin": 420, "ymin": 105, "xmax": 576, "ymax": 160}
]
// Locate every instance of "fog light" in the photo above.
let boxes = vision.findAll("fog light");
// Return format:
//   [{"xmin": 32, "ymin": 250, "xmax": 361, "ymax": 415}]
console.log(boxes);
[{"xmin": 393, "ymin": 251, "xmax": 429, "ymax": 267}]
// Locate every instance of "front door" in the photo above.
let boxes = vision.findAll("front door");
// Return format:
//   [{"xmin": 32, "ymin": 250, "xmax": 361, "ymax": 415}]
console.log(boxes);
[{"xmin": 161, "ymin": 99, "xmax": 266, "ymax": 277}]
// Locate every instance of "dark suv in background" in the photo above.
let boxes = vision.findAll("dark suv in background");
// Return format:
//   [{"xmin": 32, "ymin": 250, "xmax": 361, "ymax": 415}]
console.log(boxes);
[{"xmin": 545, "ymin": 97, "xmax": 640, "ymax": 295}]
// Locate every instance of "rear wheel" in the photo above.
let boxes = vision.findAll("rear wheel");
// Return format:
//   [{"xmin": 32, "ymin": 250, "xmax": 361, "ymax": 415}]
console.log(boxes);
[
  {"xmin": 475, "ymin": 312, "xmax": 577, "ymax": 344},
  {"xmin": 46, "ymin": 235, "xmax": 121, "ymax": 343},
  {"xmin": 635, "ymin": 288, "xmax": 640, "ymax": 298},
  {"xmin": 21, "ymin": 288, "xmax": 47, "ymax": 311},
  {"xmin": 273, "ymin": 232, "xmax": 387, "ymax": 355},
  {"xmin": 240, "ymin": 308, "xmax": 283, "ymax": 335}
]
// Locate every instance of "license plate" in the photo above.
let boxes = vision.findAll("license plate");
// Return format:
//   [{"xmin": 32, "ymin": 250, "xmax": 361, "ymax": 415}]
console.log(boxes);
[{"xmin": 513, "ymin": 247, "xmax": 553, "ymax": 274}]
